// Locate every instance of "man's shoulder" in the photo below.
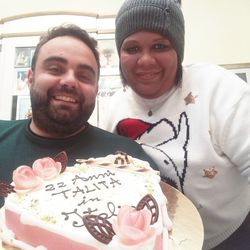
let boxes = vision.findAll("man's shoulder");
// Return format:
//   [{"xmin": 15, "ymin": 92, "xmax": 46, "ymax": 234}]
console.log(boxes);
[
  {"xmin": 0, "ymin": 119, "xmax": 27, "ymax": 125},
  {"xmin": 90, "ymin": 125, "xmax": 133, "ymax": 141},
  {"xmin": 0, "ymin": 119, "xmax": 27, "ymax": 131}
]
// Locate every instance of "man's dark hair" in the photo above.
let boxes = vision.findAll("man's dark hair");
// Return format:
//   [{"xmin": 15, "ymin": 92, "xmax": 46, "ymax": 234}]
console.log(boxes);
[{"xmin": 31, "ymin": 24, "xmax": 100, "ymax": 77}]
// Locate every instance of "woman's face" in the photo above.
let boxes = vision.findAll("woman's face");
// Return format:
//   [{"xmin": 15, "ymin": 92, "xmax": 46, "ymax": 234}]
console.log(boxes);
[{"xmin": 120, "ymin": 31, "xmax": 178, "ymax": 99}]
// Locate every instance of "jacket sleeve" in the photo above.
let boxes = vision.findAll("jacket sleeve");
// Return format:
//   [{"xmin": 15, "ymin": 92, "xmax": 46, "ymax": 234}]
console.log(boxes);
[{"xmin": 222, "ymin": 89, "xmax": 250, "ymax": 182}]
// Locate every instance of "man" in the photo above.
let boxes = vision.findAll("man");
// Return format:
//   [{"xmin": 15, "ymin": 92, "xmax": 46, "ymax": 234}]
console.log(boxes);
[{"xmin": 0, "ymin": 24, "xmax": 158, "ymax": 207}]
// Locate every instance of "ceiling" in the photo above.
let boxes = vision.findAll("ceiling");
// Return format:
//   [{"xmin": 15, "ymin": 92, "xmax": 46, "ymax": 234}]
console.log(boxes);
[{"xmin": 0, "ymin": 0, "xmax": 124, "ymax": 20}]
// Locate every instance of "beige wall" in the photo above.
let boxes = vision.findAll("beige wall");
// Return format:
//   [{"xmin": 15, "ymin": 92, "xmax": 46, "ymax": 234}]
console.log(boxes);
[
  {"xmin": 182, "ymin": 0, "xmax": 250, "ymax": 65},
  {"xmin": 0, "ymin": 0, "xmax": 123, "ymax": 18},
  {"xmin": 1, "ymin": 0, "xmax": 249, "ymax": 64},
  {"xmin": 0, "ymin": 0, "xmax": 249, "ymax": 120}
]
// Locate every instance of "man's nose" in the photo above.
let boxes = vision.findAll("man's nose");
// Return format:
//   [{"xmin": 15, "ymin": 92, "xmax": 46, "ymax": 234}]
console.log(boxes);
[{"xmin": 60, "ymin": 70, "xmax": 78, "ymax": 88}]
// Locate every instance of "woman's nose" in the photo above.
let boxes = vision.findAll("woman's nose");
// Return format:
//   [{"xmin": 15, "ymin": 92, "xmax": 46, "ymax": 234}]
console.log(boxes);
[
  {"xmin": 60, "ymin": 70, "xmax": 78, "ymax": 88},
  {"xmin": 137, "ymin": 51, "xmax": 155, "ymax": 66}
]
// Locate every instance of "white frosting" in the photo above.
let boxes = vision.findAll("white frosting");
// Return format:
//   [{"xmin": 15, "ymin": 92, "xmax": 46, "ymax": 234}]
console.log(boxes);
[{"xmin": 1, "ymin": 154, "xmax": 171, "ymax": 250}]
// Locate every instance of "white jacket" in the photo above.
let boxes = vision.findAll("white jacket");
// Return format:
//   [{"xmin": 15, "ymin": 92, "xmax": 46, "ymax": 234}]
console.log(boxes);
[{"xmin": 103, "ymin": 63, "xmax": 250, "ymax": 249}]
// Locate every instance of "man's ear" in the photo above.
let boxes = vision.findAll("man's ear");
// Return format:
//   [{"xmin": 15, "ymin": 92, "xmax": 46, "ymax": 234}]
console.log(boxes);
[
  {"xmin": 96, "ymin": 84, "xmax": 99, "ymax": 94},
  {"xmin": 27, "ymin": 69, "xmax": 33, "ymax": 88}
]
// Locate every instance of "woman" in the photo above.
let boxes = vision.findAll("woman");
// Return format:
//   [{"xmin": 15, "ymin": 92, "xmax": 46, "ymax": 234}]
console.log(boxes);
[{"xmin": 103, "ymin": 0, "xmax": 250, "ymax": 249}]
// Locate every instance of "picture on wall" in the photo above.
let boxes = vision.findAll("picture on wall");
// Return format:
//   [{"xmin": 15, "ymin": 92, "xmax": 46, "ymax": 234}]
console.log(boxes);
[
  {"xmin": 223, "ymin": 64, "xmax": 250, "ymax": 84},
  {"xmin": 98, "ymin": 39, "xmax": 119, "ymax": 70},
  {"xmin": 15, "ymin": 95, "xmax": 32, "ymax": 120},
  {"xmin": 235, "ymin": 72, "xmax": 247, "ymax": 83},
  {"xmin": 13, "ymin": 68, "xmax": 29, "ymax": 95},
  {"xmin": 97, "ymin": 75, "xmax": 122, "ymax": 128},
  {"xmin": 14, "ymin": 47, "xmax": 35, "ymax": 68},
  {"xmin": 98, "ymin": 75, "xmax": 122, "ymax": 97}
]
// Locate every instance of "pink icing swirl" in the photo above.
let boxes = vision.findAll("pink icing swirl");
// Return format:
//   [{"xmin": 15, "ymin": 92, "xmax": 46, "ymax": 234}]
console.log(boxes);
[
  {"xmin": 112, "ymin": 205, "xmax": 156, "ymax": 245},
  {"xmin": 12, "ymin": 165, "xmax": 42, "ymax": 192},
  {"xmin": 12, "ymin": 157, "xmax": 62, "ymax": 193},
  {"xmin": 32, "ymin": 157, "xmax": 62, "ymax": 180}
]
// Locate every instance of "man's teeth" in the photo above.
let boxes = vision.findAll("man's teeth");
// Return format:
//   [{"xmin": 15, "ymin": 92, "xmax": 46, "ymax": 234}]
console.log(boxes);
[{"xmin": 54, "ymin": 96, "xmax": 76, "ymax": 103}]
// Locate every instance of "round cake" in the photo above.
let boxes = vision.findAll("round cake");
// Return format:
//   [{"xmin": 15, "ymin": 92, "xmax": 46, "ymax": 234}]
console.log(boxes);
[{"xmin": 0, "ymin": 151, "xmax": 172, "ymax": 250}]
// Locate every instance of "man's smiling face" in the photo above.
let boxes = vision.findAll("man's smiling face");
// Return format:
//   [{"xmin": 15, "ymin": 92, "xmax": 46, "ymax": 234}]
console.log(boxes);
[{"xmin": 27, "ymin": 35, "xmax": 99, "ymax": 137}]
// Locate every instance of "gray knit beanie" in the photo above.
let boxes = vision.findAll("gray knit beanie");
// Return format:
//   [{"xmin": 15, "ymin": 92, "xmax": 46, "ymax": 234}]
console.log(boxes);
[{"xmin": 115, "ymin": 0, "xmax": 185, "ymax": 63}]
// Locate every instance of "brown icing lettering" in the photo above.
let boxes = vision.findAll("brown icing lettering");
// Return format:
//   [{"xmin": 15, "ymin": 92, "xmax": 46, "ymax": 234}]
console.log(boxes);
[
  {"xmin": 72, "ymin": 170, "xmax": 115, "ymax": 184},
  {"xmin": 78, "ymin": 196, "xmax": 101, "ymax": 206},
  {"xmin": 61, "ymin": 202, "xmax": 118, "ymax": 228}
]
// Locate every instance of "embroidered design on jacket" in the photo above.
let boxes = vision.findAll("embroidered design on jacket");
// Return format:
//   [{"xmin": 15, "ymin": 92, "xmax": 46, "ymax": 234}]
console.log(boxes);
[
  {"xmin": 116, "ymin": 112, "xmax": 190, "ymax": 193},
  {"xmin": 203, "ymin": 167, "xmax": 218, "ymax": 179},
  {"xmin": 184, "ymin": 92, "xmax": 198, "ymax": 105}
]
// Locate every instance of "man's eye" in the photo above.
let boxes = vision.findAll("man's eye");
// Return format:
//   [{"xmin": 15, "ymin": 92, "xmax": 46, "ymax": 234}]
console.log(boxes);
[
  {"xmin": 78, "ymin": 73, "xmax": 93, "ymax": 83},
  {"xmin": 48, "ymin": 66, "xmax": 62, "ymax": 74},
  {"xmin": 78, "ymin": 75, "xmax": 89, "ymax": 81}
]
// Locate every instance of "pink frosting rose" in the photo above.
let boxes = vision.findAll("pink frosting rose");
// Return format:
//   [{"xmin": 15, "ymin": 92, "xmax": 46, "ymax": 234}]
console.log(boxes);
[
  {"xmin": 32, "ymin": 157, "xmax": 62, "ymax": 180},
  {"xmin": 13, "ymin": 165, "xmax": 42, "ymax": 192},
  {"xmin": 112, "ymin": 205, "xmax": 156, "ymax": 245}
]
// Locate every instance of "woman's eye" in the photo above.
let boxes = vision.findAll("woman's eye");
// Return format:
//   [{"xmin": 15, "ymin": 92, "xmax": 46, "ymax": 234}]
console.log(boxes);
[
  {"xmin": 153, "ymin": 43, "xmax": 172, "ymax": 50},
  {"xmin": 124, "ymin": 46, "xmax": 139, "ymax": 54}
]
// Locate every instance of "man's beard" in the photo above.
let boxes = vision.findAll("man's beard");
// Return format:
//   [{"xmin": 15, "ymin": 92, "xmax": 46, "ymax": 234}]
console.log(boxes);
[{"xmin": 30, "ymin": 85, "xmax": 95, "ymax": 137}]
